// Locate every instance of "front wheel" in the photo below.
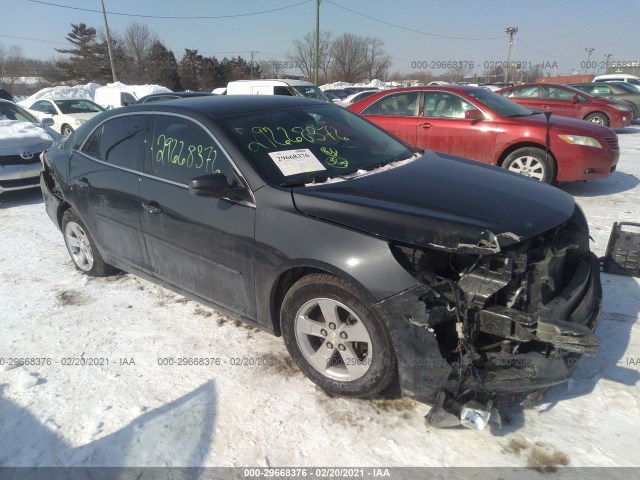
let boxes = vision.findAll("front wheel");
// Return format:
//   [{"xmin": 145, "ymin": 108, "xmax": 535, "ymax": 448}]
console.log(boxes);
[
  {"xmin": 281, "ymin": 274, "xmax": 397, "ymax": 397},
  {"xmin": 584, "ymin": 112, "xmax": 609, "ymax": 127},
  {"xmin": 62, "ymin": 210, "xmax": 116, "ymax": 276},
  {"xmin": 502, "ymin": 147, "xmax": 556, "ymax": 183}
]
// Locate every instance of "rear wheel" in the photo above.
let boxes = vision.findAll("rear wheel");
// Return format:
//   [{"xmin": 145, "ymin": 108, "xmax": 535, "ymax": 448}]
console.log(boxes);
[
  {"xmin": 281, "ymin": 274, "xmax": 397, "ymax": 397},
  {"xmin": 61, "ymin": 124, "xmax": 74, "ymax": 136},
  {"xmin": 584, "ymin": 112, "xmax": 609, "ymax": 127},
  {"xmin": 62, "ymin": 210, "xmax": 115, "ymax": 276},
  {"xmin": 502, "ymin": 147, "xmax": 556, "ymax": 183}
]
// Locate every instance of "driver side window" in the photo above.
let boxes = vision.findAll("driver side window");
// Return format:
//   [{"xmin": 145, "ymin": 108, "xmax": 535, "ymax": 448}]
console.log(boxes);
[{"xmin": 361, "ymin": 92, "xmax": 419, "ymax": 116}]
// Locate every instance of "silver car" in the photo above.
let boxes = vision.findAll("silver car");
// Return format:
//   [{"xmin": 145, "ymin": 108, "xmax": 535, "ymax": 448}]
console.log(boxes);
[{"xmin": 0, "ymin": 99, "xmax": 59, "ymax": 194}]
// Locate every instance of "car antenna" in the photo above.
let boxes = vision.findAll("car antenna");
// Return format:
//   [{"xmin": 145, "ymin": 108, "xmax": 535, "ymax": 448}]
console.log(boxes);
[{"xmin": 543, "ymin": 111, "xmax": 552, "ymax": 165}]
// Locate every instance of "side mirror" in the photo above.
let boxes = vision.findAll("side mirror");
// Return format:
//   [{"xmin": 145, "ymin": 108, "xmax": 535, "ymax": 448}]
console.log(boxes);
[
  {"xmin": 571, "ymin": 95, "xmax": 579, "ymax": 104},
  {"xmin": 189, "ymin": 173, "xmax": 252, "ymax": 202},
  {"xmin": 465, "ymin": 109, "xmax": 484, "ymax": 122},
  {"xmin": 41, "ymin": 117, "xmax": 55, "ymax": 127}
]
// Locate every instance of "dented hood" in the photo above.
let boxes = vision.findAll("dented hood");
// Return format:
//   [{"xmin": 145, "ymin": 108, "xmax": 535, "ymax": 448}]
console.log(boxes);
[{"xmin": 292, "ymin": 153, "xmax": 576, "ymax": 252}]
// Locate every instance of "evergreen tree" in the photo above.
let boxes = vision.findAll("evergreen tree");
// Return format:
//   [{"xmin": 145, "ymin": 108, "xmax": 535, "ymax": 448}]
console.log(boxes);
[
  {"xmin": 55, "ymin": 23, "xmax": 104, "ymax": 82},
  {"xmin": 147, "ymin": 41, "xmax": 181, "ymax": 90}
]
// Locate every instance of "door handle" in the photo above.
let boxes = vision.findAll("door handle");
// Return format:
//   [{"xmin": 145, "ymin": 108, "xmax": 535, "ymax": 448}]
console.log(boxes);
[
  {"xmin": 74, "ymin": 177, "xmax": 89, "ymax": 188},
  {"xmin": 419, "ymin": 123, "xmax": 433, "ymax": 129},
  {"xmin": 141, "ymin": 201, "xmax": 163, "ymax": 215},
  {"xmin": 541, "ymin": 105, "xmax": 550, "ymax": 109}
]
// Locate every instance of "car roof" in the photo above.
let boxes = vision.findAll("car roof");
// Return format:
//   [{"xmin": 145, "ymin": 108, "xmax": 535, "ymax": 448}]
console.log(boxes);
[
  {"xmin": 31, "ymin": 97, "xmax": 96, "ymax": 102},
  {"xmin": 107, "ymin": 95, "xmax": 328, "ymax": 118}
]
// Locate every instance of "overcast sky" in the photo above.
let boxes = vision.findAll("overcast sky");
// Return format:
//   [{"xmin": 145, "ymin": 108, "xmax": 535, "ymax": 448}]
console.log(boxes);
[{"xmin": 3, "ymin": 0, "xmax": 640, "ymax": 76}]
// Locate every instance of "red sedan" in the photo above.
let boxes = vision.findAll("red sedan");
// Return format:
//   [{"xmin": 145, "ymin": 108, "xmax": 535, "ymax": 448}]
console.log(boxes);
[
  {"xmin": 347, "ymin": 86, "xmax": 619, "ymax": 183},
  {"xmin": 497, "ymin": 83, "xmax": 632, "ymax": 129}
]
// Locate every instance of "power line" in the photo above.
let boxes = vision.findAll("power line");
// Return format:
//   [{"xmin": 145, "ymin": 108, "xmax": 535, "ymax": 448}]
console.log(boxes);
[
  {"xmin": 22, "ymin": 0, "xmax": 312, "ymax": 19},
  {"xmin": 324, "ymin": 0, "xmax": 503, "ymax": 41},
  {"xmin": 517, "ymin": 39, "xmax": 582, "ymax": 60},
  {"xmin": 0, "ymin": 33, "xmax": 67, "ymax": 45}
]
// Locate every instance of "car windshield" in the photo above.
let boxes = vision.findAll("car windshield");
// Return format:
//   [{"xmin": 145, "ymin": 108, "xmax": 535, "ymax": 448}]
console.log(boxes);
[
  {"xmin": 218, "ymin": 104, "xmax": 413, "ymax": 186},
  {"xmin": 0, "ymin": 101, "xmax": 40, "ymax": 123},
  {"xmin": 467, "ymin": 88, "xmax": 534, "ymax": 117},
  {"xmin": 54, "ymin": 99, "xmax": 105, "ymax": 114},
  {"xmin": 292, "ymin": 85, "xmax": 330, "ymax": 102}
]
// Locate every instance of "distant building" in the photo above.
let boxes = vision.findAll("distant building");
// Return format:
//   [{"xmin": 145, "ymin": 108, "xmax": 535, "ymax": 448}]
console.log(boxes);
[{"xmin": 535, "ymin": 74, "xmax": 593, "ymax": 83}]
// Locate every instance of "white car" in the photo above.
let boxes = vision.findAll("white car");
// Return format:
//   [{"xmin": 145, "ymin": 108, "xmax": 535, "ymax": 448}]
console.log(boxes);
[
  {"xmin": 26, "ymin": 98, "xmax": 105, "ymax": 136},
  {"xmin": 337, "ymin": 90, "xmax": 380, "ymax": 107}
]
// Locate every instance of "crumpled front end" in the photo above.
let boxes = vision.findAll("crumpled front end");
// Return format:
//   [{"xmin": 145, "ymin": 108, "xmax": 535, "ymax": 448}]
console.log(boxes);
[{"xmin": 374, "ymin": 205, "xmax": 602, "ymax": 417}]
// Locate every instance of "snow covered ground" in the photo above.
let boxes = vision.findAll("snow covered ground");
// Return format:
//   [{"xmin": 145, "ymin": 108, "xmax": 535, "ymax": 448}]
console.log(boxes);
[{"xmin": 1, "ymin": 123, "xmax": 639, "ymax": 470}]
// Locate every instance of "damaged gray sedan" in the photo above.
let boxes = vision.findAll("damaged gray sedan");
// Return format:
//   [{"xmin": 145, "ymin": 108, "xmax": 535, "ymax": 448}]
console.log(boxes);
[{"xmin": 40, "ymin": 96, "xmax": 602, "ymax": 428}]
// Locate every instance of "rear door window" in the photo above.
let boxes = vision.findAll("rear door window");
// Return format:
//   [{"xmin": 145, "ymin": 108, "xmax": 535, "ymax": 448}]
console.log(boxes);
[{"xmin": 97, "ymin": 115, "xmax": 148, "ymax": 171}]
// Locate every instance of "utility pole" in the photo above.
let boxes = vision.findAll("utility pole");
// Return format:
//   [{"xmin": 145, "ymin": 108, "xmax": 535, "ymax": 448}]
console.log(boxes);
[
  {"xmin": 314, "ymin": 0, "xmax": 320, "ymax": 84},
  {"xmin": 250, "ymin": 51, "xmax": 256, "ymax": 78},
  {"xmin": 503, "ymin": 26, "xmax": 518, "ymax": 83},
  {"xmin": 100, "ymin": 0, "xmax": 117, "ymax": 82},
  {"xmin": 603, "ymin": 53, "xmax": 612, "ymax": 74},
  {"xmin": 584, "ymin": 48, "xmax": 595, "ymax": 75}
]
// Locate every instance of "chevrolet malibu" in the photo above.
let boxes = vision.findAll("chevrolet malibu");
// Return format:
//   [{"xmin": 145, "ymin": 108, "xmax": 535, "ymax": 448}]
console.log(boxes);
[
  {"xmin": 347, "ymin": 86, "xmax": 619, "ymax": 183},
  {"xmin": 41, "ymin": 96, "xmax": 602, "ymax": 425}
]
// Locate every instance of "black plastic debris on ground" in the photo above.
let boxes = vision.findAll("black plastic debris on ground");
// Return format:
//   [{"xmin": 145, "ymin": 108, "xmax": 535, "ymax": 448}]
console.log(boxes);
[{"xmin": 603, "ymin": 222, "xmax": 640, "ymax": 277}]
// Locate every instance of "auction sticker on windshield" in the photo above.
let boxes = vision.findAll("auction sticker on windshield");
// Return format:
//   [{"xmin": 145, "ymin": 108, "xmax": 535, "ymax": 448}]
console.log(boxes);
[{"xmin": 268, "ymin": 148, "xmax": 326, "ymax": 176}]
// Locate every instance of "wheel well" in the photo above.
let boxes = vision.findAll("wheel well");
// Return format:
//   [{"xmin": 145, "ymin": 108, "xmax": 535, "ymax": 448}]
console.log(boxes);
[
  {"xmin": 584, "ymin": 111, "xmax": 609, "ymax": 121},
  {"xmin": 270, "ymin": 266, "xmax": 326, "ymax": 336},
  {"xmin": 498, "ymin": 142, "xmax": 556, "ymax": 167},
  {"xmin": 56, "ymin": 202, "xmax": 72, "ymax": 229}
]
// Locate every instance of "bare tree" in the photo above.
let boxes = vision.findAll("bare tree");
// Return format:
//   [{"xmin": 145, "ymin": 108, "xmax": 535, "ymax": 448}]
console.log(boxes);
[
  {"xmin": 0, "ymin": 44, "xmax": 27, "ymax": 92},
  {"xmin": 288, "ymin": 31, "xmax": 333, "ymax": 82},
  {"xmin": 330, "ymin": 33, "xmax": 368, "ymax": 83},
  {"xmin": 259, "ymin": 59, "xmax": 285, "ymax": 79},
  {"xmin": 121, "ymin": 22, "xmax": 159, "ymax": 83},
  {"xmin": 363, "ymin": 37, "xmax": 391, "ymax": 81}
]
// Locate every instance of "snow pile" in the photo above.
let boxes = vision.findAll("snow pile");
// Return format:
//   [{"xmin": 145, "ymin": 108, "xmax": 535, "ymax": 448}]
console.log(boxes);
[
  {"xmin": 319, "ymin": 81, "xmax": 354, "ymax": 90},
  {"xmin": 18, "ymin": 83, "xmax": 102, "ymax": 107},
  {"xmin": 320, "ymin": 80, "xmax": 387, "ymax": 91},
  {"xmin": 353, "ymin": 79, "xmax": 386, "ymax": 89},
  {"xmin": 17, "ymin": 82, "xmax": 171, "ymax": 108},
  {"xmin": 104, "ymin": 82, "xmax": 171, "ymax": 99},
  {"xmin": 0, "ymin": 119, "xmax": 59, "ymax": 155}
]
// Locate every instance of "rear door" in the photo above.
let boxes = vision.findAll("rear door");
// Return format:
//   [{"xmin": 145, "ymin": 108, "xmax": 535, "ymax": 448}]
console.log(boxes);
[
  {"xmin": 69, "ymin": 114, "xmax": 152, "ymax": 271},
  {"xmin": 139, "ymin": 114, "xmax": 256, "ymax": 317}
]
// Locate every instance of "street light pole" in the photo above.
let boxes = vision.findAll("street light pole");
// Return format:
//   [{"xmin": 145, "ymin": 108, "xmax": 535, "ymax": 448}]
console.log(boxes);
[{"xmin": 504, "ymin": 26, "xmax": 518, "ymax": 83}]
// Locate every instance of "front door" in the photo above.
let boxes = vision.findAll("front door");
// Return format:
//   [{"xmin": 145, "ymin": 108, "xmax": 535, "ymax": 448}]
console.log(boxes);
[
  {"xmin": 139, "ymin": 114, "xmax": 256, "ymax": 317},
  {"xmin": 417, "ymin": 91, "xmax": 497, "ymax": 164}
]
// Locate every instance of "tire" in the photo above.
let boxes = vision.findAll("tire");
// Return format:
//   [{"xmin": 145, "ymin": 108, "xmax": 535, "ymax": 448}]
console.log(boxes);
[
  {"xmin": 62, "ymin": 210, "xmax": 116, "ymax": 276},
  {"xmin": 281, "ymin": 273, "xmax": 397, "ymax": 397},
  {"xmin": 61, "ymin": 125, "xmax": 74, "ymax": 136},
  {"xmin": 502, "ymin": 147, "xmax": 556, "ymax": 184},
  {"xmin": 584, "ymin": 112, "xmax": 609, "ymax": 127}
]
